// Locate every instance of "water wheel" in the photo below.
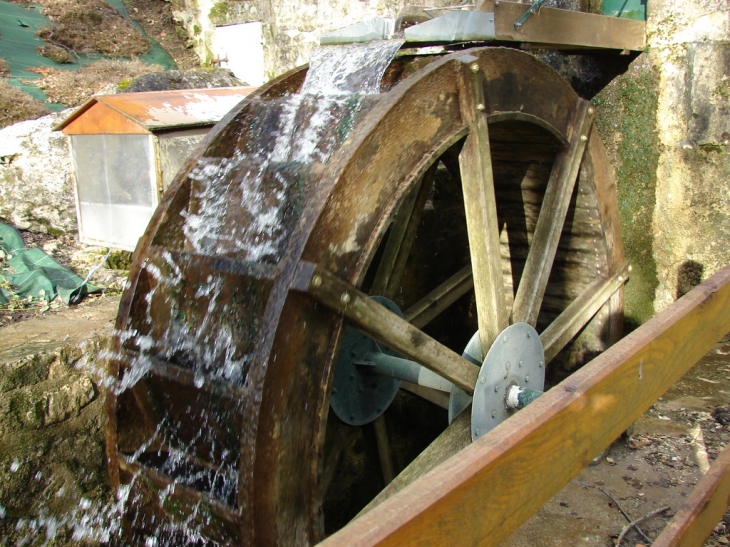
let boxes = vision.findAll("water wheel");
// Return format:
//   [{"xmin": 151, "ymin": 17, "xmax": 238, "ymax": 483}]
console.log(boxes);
[{"xmin": 105, "ymin": 46, "xmax": 627, "ymax": 546}]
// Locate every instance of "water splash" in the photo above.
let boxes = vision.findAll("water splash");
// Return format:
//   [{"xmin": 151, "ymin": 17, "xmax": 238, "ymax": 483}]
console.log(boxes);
[{"xmin": 181, "ymin": 39, "xmax": 404, "ymax": 261}]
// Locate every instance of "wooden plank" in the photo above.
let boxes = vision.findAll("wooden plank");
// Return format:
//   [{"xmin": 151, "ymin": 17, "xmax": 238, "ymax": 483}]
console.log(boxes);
[
  {"xmin": 652, "ymin": 442, "xmax": 730, "ymax": 547},
  {"xmin": 294, "ymin": 261, "xmax": 479, "ymax": 394},
  {"xmin": 457, "ymin": 54, "xmax": 508, "ymax": 357},
  {"xmin": 404, "ymin": 265, "xmax": 474, "ymax": 329},
  {"xmin": 317, "ymin": 265, "xmax": 730, "ymax": 547},
  {"xmin": 511, "ymin": 100, "xmax": 593, "ymax": 326},
  {"xmin": 477, "ymin": 0, "xmax": 646, "ymax": 51},
  {"xmin": 541, "ymin": 261, "xmax": 629, "ymax": 363}
]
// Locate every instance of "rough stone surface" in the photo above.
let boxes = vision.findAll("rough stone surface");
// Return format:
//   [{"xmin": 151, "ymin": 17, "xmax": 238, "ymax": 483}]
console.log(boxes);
[
  {"xmin": 170, "ymin": 0, "xmax": 459, "ymax": 80},
  {"xmin": 0, "ymin": 297, "xmax": 119, "ymax": 544},
  {"xmin": 649, "ymin": 0, "xmax": 730, "ymax": 312},
  {"xmin": 120, "ymin": 67, "xmax": 244, "ymax": 92},
  {"xmin": 0, "ymin": 111, "xmax": 76, "ymax": 235}
]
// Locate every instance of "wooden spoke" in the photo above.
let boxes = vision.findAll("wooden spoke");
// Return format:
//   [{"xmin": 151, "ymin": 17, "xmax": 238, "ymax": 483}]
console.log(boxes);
[
  {"xmin": 355, "ymin": 409, "xmax": 472, "ymax": 518},
  {"xmin": 404, "ymin": 265, "xmax": 474, "ymax": 329},
  {"xmin": 541, "ymin": 261, "xmax": 630, "ymax": 364},
  {"xmin": 457, "ymin": 55, "xmax": 508, "ymax": 357},
  {"xmin": 295, "ymin": 261, "xmax": 479, "ymax": 394},
  {"xmin": 511, "ymin": 100, "xmax": 595, "ymax": 327},
  {"xmin": 400, "ymin": 381, "xmax": 450, "ymax": 409},
  {"xmin": 373, "ymin": 415, "xmax": 396, "ymax": 485},
  {"xmin": 371, "ymin": 164, "xmax": 436, "ymax": 299}
]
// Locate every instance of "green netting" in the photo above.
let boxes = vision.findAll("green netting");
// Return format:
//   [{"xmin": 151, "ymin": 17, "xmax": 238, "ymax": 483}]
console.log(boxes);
[
  {"xmin": 0, "ymin": 223, "xmax": 100, "ymax": 305},
  {"xmin": 0, "ymin": 0, "xmax": 176, "ymax": 110}
]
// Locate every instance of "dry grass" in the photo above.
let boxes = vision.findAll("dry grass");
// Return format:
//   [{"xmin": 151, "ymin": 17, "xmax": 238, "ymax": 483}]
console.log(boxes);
[
  {"xmin": 33, "ymin": 59, "xmax": 163, "ymax": 106},
  {"xmin": 0, "ymin": 80, "xmax": 50, "ymax": 128},
  {"xmin": 36, "ymin": 0, "xmax": 150, "ymax": 58}
]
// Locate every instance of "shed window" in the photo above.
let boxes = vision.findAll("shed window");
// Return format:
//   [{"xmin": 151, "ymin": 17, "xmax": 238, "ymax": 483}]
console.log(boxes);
[{"xmin": 71, "ymin": 134, "xmax": 157, "ymax": 250}]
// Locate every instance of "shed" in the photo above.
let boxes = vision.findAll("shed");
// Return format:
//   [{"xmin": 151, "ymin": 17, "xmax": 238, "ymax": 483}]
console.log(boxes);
[{"xmin": 56, "ymin": 87, "xmax": 255, "ymax": 251}]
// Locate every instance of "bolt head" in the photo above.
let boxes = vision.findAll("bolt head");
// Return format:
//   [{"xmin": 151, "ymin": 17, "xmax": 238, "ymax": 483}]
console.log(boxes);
[
  {"xmin": 519, "ymin": 360, "xmax": 523, "ymax": 367},
  {"xmin": 492, "ymin": 411, "xmax": 497, "ymax": 418},
  {"xmin": 476, "ymin": 103, "xmax": 486, "ymax": 111},
  {"xmin": 475, "ymin": 428, "xmax": 481, "ymax": 435},
  {"xmin": 470, "ymin": 63, "xmax": 479, "ymax": 73},
  {"xmin": 580, "ymin": 135, "xmax": 588, "ymax": 142},
  {"xmin": 539, "ymin": 361, "xmax": 544, "ymax": 368},
  {"xmin": 340, "ymin": 292, "xmax": 351, "ymax": 305},
  {"xmin": 494, "ymin": 384, "xmax": 499, "ymax": 392},
  {"xmin": 480, "ymin": 376, "xmax": 486, "ymax": 384},
  {"xmin": 525, "ymin": 375, "xmax": 530, "ymax": 382},
  {"xmin": 588, "ymin": 107, "xmax": 595, "ymax": 115},
  {"xmin": 311, "ymin": 275, "xmax": 322, "ymax": 288}
]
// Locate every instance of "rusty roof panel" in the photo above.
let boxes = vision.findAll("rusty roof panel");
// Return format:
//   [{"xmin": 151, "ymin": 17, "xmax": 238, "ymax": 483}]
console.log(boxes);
[{"xmin": 56, "ymin": 87, "xmax": 256, "ymax": 133}]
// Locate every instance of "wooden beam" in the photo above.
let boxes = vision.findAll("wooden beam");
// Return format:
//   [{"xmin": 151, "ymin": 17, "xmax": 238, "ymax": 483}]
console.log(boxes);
[
  {"xmin": 476, "ymin": 0, "xmax": 646, "ymax": 51},
  {"xmin": 511, "ymin": 100, "xmax": 593, "ymax": 327},
  {"xmin": 317, "ymin": 265, "xmax": 730, "ymax": 547},
  {"xmin": 404, "ymin": 265, "xmax": 474, "ymax": 329},
  {"xmin": 294, "ymin": 262, "xmax": 479, "ymax": 394},
  {"xmin": 457, "ymin": 54, "xmax": 508, "ymax": 358},
  {"xmin": 541, "ymin": 261, "xmax": 630, "ymax": 363},
  {"xmin": 652, "ymin": 442, "xmax": 730, "ymax": 547}
]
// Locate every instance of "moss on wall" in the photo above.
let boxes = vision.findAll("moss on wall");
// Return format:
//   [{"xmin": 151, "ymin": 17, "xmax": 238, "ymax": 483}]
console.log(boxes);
[{"xmin": 592, "ymin": 57, "xmax": 660, "ymax": 328}]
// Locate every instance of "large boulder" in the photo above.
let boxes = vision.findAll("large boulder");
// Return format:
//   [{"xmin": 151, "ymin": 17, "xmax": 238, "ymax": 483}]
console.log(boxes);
[
  {"xmin": 0, "ymin": 111, "xmax": 76, "ymax": 235},
  {"xmin": 120, "ymin": 67, "xmax": 244, "ymax": 92}
]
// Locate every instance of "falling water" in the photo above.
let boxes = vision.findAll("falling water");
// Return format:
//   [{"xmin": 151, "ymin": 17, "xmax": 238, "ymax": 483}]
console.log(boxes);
[{"xmin": 5, "ymin": 39, "xmax": 404, "ymax": 547}]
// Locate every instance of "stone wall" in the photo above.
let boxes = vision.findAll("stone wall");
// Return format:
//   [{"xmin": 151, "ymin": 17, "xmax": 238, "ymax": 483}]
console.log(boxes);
[
  {"xmin": 649, "ymin": 0, "xmax": 730, "ymax": 313},
  {"xmin": 169, "ymin": 0, "xmax": 459, "ymax": 80}
]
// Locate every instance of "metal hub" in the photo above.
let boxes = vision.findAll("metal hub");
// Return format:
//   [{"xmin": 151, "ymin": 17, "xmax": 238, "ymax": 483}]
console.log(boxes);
[
  {"xmin": 471, "ymin": 322, "xmax": 545, "ymax": 441},
  {"xmin": 330, "ymin": 296, "xmax": 404, "ymax": 425}
]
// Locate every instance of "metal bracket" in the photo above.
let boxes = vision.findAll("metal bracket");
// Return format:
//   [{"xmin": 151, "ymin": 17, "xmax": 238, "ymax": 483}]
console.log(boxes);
[{"xmin": 513, "ymin": 0, "xmax": 545, "ymax": 30}]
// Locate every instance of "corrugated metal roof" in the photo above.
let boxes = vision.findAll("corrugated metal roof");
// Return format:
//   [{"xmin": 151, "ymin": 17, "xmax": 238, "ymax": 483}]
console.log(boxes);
[{"xmin": 56, "ymin": 87, "xmax": 256, "ymax": 132}]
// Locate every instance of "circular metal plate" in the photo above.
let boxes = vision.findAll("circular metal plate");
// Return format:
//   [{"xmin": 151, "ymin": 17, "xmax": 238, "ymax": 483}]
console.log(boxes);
[
  {"xmin": 330, "ymin": 296, "xmax": 403, "ymax": 426},
  {"xmin": 471, "ymin": 322, "xmax": 544, "ymax": 441}
]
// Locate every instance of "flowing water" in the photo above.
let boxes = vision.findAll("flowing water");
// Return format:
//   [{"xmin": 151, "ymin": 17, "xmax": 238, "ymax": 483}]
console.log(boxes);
[{"xmin": 5, "ymin": 39, "xmax": 404, "ymax": 546}]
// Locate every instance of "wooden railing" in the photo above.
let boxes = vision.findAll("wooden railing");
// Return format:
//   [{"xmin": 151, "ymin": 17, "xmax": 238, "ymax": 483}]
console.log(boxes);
[{"xmin": 318, "ymin": 265, "xmax": 730, "ymax": 547}]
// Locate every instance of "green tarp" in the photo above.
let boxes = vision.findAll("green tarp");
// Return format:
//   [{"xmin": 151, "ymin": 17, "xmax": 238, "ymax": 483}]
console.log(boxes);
[{"xmin": 0, "ymin": 223, "xmax": 100, "ymax": 305}]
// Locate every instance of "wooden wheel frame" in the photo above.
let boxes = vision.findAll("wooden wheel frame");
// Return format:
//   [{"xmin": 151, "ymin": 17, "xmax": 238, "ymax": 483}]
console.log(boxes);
[{"xmin": 106, "ymin": 47, "xmax": 626, "ymax": 546}]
